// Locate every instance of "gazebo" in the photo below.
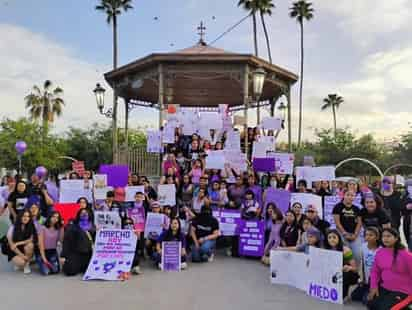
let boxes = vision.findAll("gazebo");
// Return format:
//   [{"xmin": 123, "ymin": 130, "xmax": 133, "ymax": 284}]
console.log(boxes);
[{"xmin": 102, "ymin": 32, "xmax": 298, "ymax": 172}]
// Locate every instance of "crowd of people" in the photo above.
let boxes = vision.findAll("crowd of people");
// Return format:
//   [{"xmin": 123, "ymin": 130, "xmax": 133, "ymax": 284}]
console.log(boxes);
[{"xmin": 0, "ymin": 129, "xmax": 411, "ymax": 309}]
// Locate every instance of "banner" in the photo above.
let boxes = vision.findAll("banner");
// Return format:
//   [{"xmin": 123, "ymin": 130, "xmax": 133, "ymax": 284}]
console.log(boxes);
[
  {"xmin": 99, "ymin": 165, "xmax": 129, "ymax": 188},
  {"xmin": 94, "ymin": 211, "xmax": 122, "ymax": 230},
  {"xmin": 72, "ymin": 160, "xmax": 85, "ymax": 177},
  {"xmin": 238, "ymin": 220, "xmax": 265, "ymax": 257},
  {"xmin": 273, "ymin": 153, "xmax": 295, "ymax": 175},
  {"xmin": 127, "ymin": 204, "xmax": 146, "ymax": 233},
  {"xmin": 295, "ymin": 166, "xmax": 336, "ymax": 189},
  {"xmin": 212, "ymin": 209, "xmax": 242, "ymax": 236},
  {"xmin": 83, "ymin": 229, "xmax": 137, "ymax": 281},
  {"xmin": 270, "ymin": 247, "xmax": 343, "ymax": 304},
  {"xmin": 124, "ymin": 186, "xmax": 144, "ymax": 202},
  {"xmin": 264, "ymin": 188, "xmax": 291, "ymax": 214},
  {"xmin": 59, "ymin": 180, "xmax": 92, "ymax": 203},
  {"xmin": 161, "ymin": 241, "xmax": 181, "ymax": 271},
  {"xmin": 144, "ymin": 212, "xmax": 165, "ymax": 239},
  {"xmin": 205, "ymin": 150, "xmax": 226, "ymax": 170},
  {"xmin": 158, "ymin": 184, "xmax": 176, "ymax": 206},
  {"xmin": 290, "ymin": 193, "xmax": 323, "ymax": 219}
]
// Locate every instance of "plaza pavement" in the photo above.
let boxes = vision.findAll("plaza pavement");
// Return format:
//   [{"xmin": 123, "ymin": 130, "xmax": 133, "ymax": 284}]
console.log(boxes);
[{"xmin": 0, "ymin": 251, "xmax": 363, "ymax": 310}]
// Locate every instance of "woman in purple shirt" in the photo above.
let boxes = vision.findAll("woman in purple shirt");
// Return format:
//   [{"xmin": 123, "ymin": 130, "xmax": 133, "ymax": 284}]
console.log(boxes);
[{"xmin": 36, "ymin": 211, "xmax": 64, "ymax": 275}]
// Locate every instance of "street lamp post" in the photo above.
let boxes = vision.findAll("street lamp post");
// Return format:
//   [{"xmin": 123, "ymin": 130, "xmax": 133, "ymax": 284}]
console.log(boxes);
[{"xmin": 252, "ymin": 67, "xmax": 266, "ymax": 125}]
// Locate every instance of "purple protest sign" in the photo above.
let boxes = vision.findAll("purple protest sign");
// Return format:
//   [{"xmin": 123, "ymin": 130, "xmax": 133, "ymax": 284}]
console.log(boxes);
[
  {"xmin": 99, "ymin": 164, "xmax": 129, "ymax": 188},
  {"xmin": 214, "ymin": 209, "xmax": 242, "ymax": 236},
  {"xmin": 127, "ymin": 203, "xmax": 146, "ymax": 233},
  {"xmin": 264, "ymin": 188, "xmax": 291, "ymax": 214},
  {"xmin": 252, "ymin": 158, "xmax": 275, "ymax": 172},
  {"xmin": 162, "ymin": 241, "xmax": 181, "ymax": 271},
  {"xmin": 238, "ymin": 220, "xmax": 265, "ymax": 257}
]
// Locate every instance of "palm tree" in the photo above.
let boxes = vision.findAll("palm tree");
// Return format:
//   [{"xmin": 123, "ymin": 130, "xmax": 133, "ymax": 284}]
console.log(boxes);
[
  {"xmin": 96, "ymin": 0, "xmax": 133, "ymax": 161},
  {"xmin": 289, "ymin": 0, "xmax": 314, "ymax": 148},
  {"xmin": 238, "ymin": 0, "xmax": 259, "ymax": 57},
  {"xmin": 259, "ymin": 0, "xmax": 274, "ymax": 64},
  {"xmin": 321, "ymin": 94, "xmax": 344, "ymax": 138},
  {"xmin": 25, "ymin": 80, "xmax": 64, "ymax": 136}
]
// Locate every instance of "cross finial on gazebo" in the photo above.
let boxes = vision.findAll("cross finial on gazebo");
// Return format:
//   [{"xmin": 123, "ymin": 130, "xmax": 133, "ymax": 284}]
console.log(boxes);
[{"xmin": 197, "ymin": 21, "xmax": 206, "ymax": 45}]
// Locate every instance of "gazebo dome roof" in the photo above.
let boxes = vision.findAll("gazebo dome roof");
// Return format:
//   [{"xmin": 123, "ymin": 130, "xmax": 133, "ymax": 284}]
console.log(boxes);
[{"xmin": 175, "ymin": 41, "xmax": 232, "ymax": 55}]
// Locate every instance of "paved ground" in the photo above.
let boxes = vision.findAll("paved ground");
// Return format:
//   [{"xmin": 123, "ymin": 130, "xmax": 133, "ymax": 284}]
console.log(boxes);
[{"xmin": 0, "ymin": 251, "xmax": 364, "ymax": 310}]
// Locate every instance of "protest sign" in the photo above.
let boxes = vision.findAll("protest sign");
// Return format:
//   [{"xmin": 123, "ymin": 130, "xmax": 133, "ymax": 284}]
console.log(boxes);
[
  {"xmin": 261, "ymin": 117, "xmax": 282, "ymax": 130},
  {"xmin": 72, "ymin": 160, "xmax": 85, "ymax": 177},
  {"xmin": 144, "ymin": 212, "xmax": 165, "ymax": 239},
  {"xmin": 161, "ymin": 241, "xmax": 181, "ymax": 271},
  {"xmin": 53, "ymin": 203, "xmax": 80, "ymax": 227},
  {"xmin": 303, "ymin": 156, "xmax": 315, "ymax": 167},
  {"xmin": 127, "ymin": 204, "xmax": 146, "ymax": 233},
  {"xmin": 162, "ymin": 124, "xmax": 175, "ymax": 144},
  {"xmin": 147, "ymin": 130, "xmax": 162, "ymax": 153},
  {"xmin": 252, "ymin": 158, "xmax": 275, "ymax": 172},
  {"xmin": 200, "ymin": 113, "xmax": 222, "ymax": 130},
  {"xmin": 124, "ymin": 186, "xmax": 144, "ymax": 202},
  {"xmin": 179, "ymin": 110, "xmax": 199, "ymax": 135},
  {"xmin": 395, "ymin": 175, "xmax": 405, "ymax": 186},
  {"xmin": 273, "ymin": 153, "xmax": 294, "ymax": 174},
  {"xmin": 205, "ymin": 150, "xmax": 226, "ymax": 170},
  {"xmin": 258, "ymin": 135, "xmax": 276, "ymax": 147},
  {"xmin": 238, "ymin": 220, "xmax": 265, "ymax": 257},
  {"xmin": 94, "ymin": 211, "xmax": 122, "ymax": 230},
  {"xmin": 213, "ymin": 209, "xmax": 242, "ymax": 236},
  {"xmin": 93, "ymin": 174, "xmax": 112, "ymax": 200},
  {"xmin": 225, "ymin": 130, "xmax": 241, "ymax": 151},
  {"xmin": 290, "ymin": 193, "xmax": 323, "ymax": 219},
  {"xmin": 252, "ymin": 141, "xmax": 274, "ymax": 158},
  {"xmin": 99, "ymin": 165, "xmax": 129, "ymax": 188},
  {"xmin": 264, "ymin": 188, "xmax": 291, "ymax": 214},
  {"xmin": 270, "ymin": 247, "xmax": 343, "ymax": 304},
  {"xmin": 158, "ymin": 184, "xmax": 176, "ymax": 206},
  {"xmin": 224, "ymin": 150, "xmax": 247, "ymax": 171},
  {"xmin": 83, "ymin": 229, "xmax": 137, "ymax": 281},
  {"xmin": 295, "ymin": 166, "xmax": 336, "ymax": 189},
  {"xmin": 408, "ymin": 186, "xmax": 412, "ymax": 196},
  {"xmin": 59, "ymin": 180, "xmax": 92, "ymax": 203}
]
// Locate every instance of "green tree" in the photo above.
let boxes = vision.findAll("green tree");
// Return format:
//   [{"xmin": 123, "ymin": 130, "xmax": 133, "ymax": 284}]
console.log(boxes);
[
  {"xmin": 0, "ymin": 118, "xmax": 68, "ymax": 175},
  {"xmin": 289, "ymin": 0, "xmax": 314, "ymax": 148},
  {"xmin": 238, "ymin": 0, "xmax": 259, "ymax": 57},
  {"xmin": 258, "ymin": 0, "xmax": 275, "ymax": 63},
  {"xmin": 24, "ymin": 80, "xmax": 64, "ymax": 137},
  {"xmin": 96, "ymin": 0, "xmax": 134, "ymax": 161},
  {"xmin": 321, "ymin": 94, "xmax": 344, "ymax": 138}
]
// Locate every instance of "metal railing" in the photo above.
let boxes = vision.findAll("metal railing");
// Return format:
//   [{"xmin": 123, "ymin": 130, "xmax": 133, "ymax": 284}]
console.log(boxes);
[{"xmin": 117, "ymin": 145, "xmax": 161, "ymax": 177}]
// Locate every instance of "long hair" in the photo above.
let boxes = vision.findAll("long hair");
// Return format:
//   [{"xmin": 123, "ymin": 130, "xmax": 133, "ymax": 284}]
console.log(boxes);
[
  {"xmin": 12, "ymin": 210, "xmax": 37, "ymax": 243},
  {"xmin": 73, "ymin": 208, "xmax": 94, "ymax": 225},
  {"xmin": 381, "ymin": 228, "xmax": 405, "ymax": 265},
  {"xmin": 44, "ymin": 211, "xmax": 63, "ymax": 230},
  {"xmin": 361, "ymin": 193, "xmax": 383, "ymax": 210},
  {"xmin": 324, "ymin": 229, "xmax": 344, "ymax": 252},
  {"xmin": 162, "ymin": 217, "xmax": 182, "ymax": 242},
  {"xmin": 279, "ymin": 211, "xmax": 297, "ymax": 240}
]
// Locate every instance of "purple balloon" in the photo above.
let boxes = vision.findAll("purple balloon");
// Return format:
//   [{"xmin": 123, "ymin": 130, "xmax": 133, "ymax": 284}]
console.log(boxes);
[
  {"xmin": 15, "ymin": 141, "xmax": 27, "ymax": 155},
  {"xmin": 35, "ymin": 166, "xmax": 47, "ymax": 178}
]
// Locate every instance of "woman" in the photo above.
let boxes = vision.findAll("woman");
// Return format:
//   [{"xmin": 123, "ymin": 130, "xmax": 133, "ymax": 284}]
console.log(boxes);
[
  {"xmin": 178, "ymin": 174, "xmax": 194, "ymax": 209},
  {"xmin": 264, "ymin": 203, "xmax": 276, "ymax": 243},
  {"xmin": 61, "ymin": 208, "xmax": 96, "ymax": 276},
  {"xmin": 298, "ymin": 217, "xmax": 313, "ymax": 245},
  {"xmin": 278, "ymin": 227, "xmax": 322, "ymax": 254},
  {"xmin": 261, "ymin": 207, "xmax": 283, "ymax": 265},
  {"xmin": 291, "ymin": 202, "xmax": 306, "ymax": 230},
  {"xmin": 160, "ymin": 167, "xmax": 180, "ymax": 187},
  {"xmin": 6, "ymin": 210, "xmax": 36, "ymax": 273},
  {"xmin": 193, "ymin": 188, "xmax": 209, "ymax": 213},
  {"xmin": 208, "ymin": 181, "xmax": 221, "ymax": 209},
  {"xmin": 37, "ymin": 211, "xmax": 64, "ymax": 275},
  {"xmin": 368, "ymin": 228, "xmax": 412, "ymax": 310},
  {"xmin": 162, "ymin": 153, "xmax": 180, "ymax": 179},
  {"xmin": 359, "ymin": 194, "xmax": 391, "ymax": 230},
  {"xmin": 377, "ymin": 177, "xmax": 402, "ymax": 230},
  {"xmin": 228, "ymin": 176, "xmax": 245, "ymax": 209},
  {"xmin": 189, "ymin": 159, "xmax": 204, "ymax": 186},
  {"xmin": 7, "ymin": 180, "xmax": 30, "ymax": 222},
  {"xmin": 154, "ymin": 217, "xmax": 187, "ymax": 270},
  {"xmin": 279, "ymin": 211, "xmax": 299, "ymax": 247},
  {"xmin": 401, "ymin": 193, "xmax": 412, "ymax": 251},
  {"xmin": 246, "ymin": 174, "xmax": 262, "ymax": 207},
  {"xmin": 324, "ymin": 229, "xmax": 359, "ymax": 300},
  {"xmin": 332, "ymin": 190, "xmax": 362, "ymax": 265}
]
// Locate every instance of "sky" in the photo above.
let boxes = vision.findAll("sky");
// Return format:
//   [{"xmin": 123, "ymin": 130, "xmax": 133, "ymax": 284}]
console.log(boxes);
[{"xmin": 0, "ymin": 0, "xmax": 411, "ymax": 142}]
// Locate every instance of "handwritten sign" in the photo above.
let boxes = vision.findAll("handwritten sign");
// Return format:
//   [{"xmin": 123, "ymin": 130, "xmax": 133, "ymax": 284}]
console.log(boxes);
[
  {"xmin": 212, "ymin": 209, "xmax": 242, "ymax": 236},
  {"xmin": 261, "ymin": 117, "xmax": 282, "ymax": 130},
  {"xmin": 161, "ymin": 241, "xmax": 181, "ymax": 271},
  {"xmin": 127, "ymin": 204, "xmax": 146, "ymax": 233},
  {"xmin": 295, "ymin": 166, "xmax": 336, "ymax": 189},
  {"xmin": 158, "ymin": 184, "xmax": 176, "ymax": 206},
  {"xmin": 124, "ymin": 186, "xmax": 144, "ymax": 202},
  {"xmin": 94, "ymin": 211, "xmax": 122, "ymax": 230},
  {"xmin": 206, "ymin": 150, "xmax": 226, "ymax": 170},
  {"xmin": 83, "ymin": 229, "xmax": 137, "ymax": 281},
  {"xmin": 144, "ymin": 212, "xmax": 165, "ymax": 239},
  {"xmin": 238, "ymin": 220, "xmax": 265, "ymax": 257},
  {"xmin": 59, "ymin": 180, "xmax": 92, "ymax": 203},
  {"xmin": 147, "ymin": 130, "xmax": 162, "ymax": 153},
  {"xmin": 273, "ymin": 153, "xmax": 294, "ymax": 174}
]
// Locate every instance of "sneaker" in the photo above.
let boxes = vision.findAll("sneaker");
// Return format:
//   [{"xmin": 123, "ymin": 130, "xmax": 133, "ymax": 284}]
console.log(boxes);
[
  {"xmin": 131, "ymin": 266, "xmax": 141, "ymax": 275},
  {"xmin": 208, "ymin": 253, "xmax": 215, "ymax": 263},
  {"xmin": 13, "ymin": 265, "xmax": 20, "ymax": 272},
  {"xmin": 181, "ymin": 262, "xmax": 187, "ymax": 270},
  {"xmin": 23, "ymin": 264, "xmax": 31, "ymax": 274},
  {"xmin": 225, "ymin": 248, "xmax": 232, "ymax": 257},
  {"xmin": 157, "ymin": 263, "xmax": 162, "ymax": 270}
]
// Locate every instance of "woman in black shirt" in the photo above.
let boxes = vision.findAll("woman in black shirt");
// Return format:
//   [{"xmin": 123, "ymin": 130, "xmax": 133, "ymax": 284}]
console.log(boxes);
[
  {"xmin": 360, "ymin": 194, "xmax": 391, "ymax": 230},
  {"xmin": 7, "ymin": 180, "xmax": 30, "ymax": 223},
  {"xmin": 279, "ymin": 210, "xmax": 299, "ymax": 247}
]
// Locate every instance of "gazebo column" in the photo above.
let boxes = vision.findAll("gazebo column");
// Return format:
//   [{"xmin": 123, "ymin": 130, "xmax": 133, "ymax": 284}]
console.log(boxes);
[
  {"xmin": 243, "ymin": 65, "xmax": 249, "ymax": 158},
  {"xmin": 286, "ymin": 86, "xmax": 292, "ymax": 152},
  {"xmin": 158, "ymin": 64, "xmax": 164, "ymax": 129}
]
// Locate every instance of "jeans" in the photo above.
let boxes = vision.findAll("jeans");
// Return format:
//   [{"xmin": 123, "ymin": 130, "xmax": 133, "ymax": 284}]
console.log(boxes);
[
  {"xmin": 191, "ymin": 239, "xmax": 216, "ymax": 262},
  {"xmin": 344, "ymin": 235, "xmax": 362, "ymax": 267},
  {"xmin": 36, "ymin": 249, "xmax": 60, "ymax": 275}
]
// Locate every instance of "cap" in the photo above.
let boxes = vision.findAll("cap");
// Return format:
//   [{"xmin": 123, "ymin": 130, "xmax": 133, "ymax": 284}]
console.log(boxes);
[{"xmin": 306, "ymin": 227, "xmax": 321, "ymax": 240}]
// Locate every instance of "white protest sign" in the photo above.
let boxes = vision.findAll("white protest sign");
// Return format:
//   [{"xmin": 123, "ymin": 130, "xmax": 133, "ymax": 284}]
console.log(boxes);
[
  {"xmin": 258, "ymin": 135, "xmax": 276, "ymax": 146},
  {"xmin": 261, "ymin": 117, "xmax": 282, "ymax": 130},
  {"xmin": 162, "ymin": 124, "xmax": 175, "ymax": 144},
  {"xmin": 205, "ymin": 150, "xmax": 226, "ymax": 169},
  {"xmin": 224, "ymin": 150, "xmax": 247, "ymax": 171},
  {"xmin": 199, "ymin": 112, "xmax": 222, "ymax": 130},
  {"xmin": 273, "ymin": 153, "xmax": 294, "ymax": 174},
  {"xmin": 147, "ymin": 130, "xmax": 162, "ymax": 153},
  {"xmin": 252, "ymin": 141, "xmax": 273, "ymax": 158},
  {"xmin": 295, "ymin": 166, "xmax": 336, "ymax": 189},
  {"xmin": 157, "ymin": 184, "xmax": 176, "ymax": 206},
  {"xmin": 225, "ymin": 130, "xmax": 241, "ymax": 151},
  {"xmin": 270, "ymin": 247, "xmax": 343, "ymax": 304},
  {"xmin": 408, "ymin": 186, "xmax": 412, "ymax": 196},
  {"xmin": 94, "ymin": 211, "xmax": 122, "ymax": 230},
  {"xmin": 395, "ymin": 175, "xmax": 405, "ymax": 186},
  {"xmin": 323, "ymin": 195, "xmax": 341, "ymax": 227},
  {"xmin": 59, "ymin": 180, "xmax": 93, "ymax": 203},
  {"xmin": 179, "ymin": 110, "xmax": 199, "ymax": 135},
  {"xmin": 291, "ymin": 193, "xmax": 323, "ymax": 219},
  {"xmin": 83, "ymin": 229, "xmax": 137, "ymax": 281},
  {"xmin": 124, "ymin": 186, "xmax": 144, "ymax": 202},
  {"xmin": 93, "ymin": 174, "xmax": 112, "ymax": 200},
  {"xmin": 144, "ymin": 212, "xmax": 165, "ymax": 238}
]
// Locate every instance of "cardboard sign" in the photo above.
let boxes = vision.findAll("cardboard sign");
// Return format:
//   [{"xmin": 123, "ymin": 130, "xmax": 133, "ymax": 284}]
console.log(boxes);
[
  {"xmin": 127, "ymin": 204, "xmax": 146, "ymax": 233},
  {"xmin": 273, "ymin": 153, "xmax": 295, "ymax": 175},
  {"xmin": 158, "ymin": 184, "xmax": 176, "ymax": 206},
  {"xmin": 144, "ymin": 212, "xmax": 165, "ymax": 239},
  {"xmin": 224, "ymin": 150, "xmax": 247, "ymax": 172},
  {"xmin": 94, "ymin": 211, "xmax": 122, "ymax": 230},
  {"xmin": 212, "ymin": 209, "xmax": 242, "ymax": 236},
  {"xmin": 59, "ymin": 180, "xmax": 92, "ymax": 203},
  {"xmin": 261, "ymin": 117, "xmax": 282, "ymax": 130},
  {"xmin": 253, "ymin": 158, "xmax": 275, "ymax": 172},
  {"xmin": 238, "ymin": 220, "xmax": 265, "ymax": 257},
  {"xmin": 205, "ymin": 150, "xmax": 226, "ymax": 170},
  {"xmin": 295, "ymin": 166, "xmax": 336, "ymax": 189},
  {"xmin": 83, "ymin": 229, "xmax": 137, "ymax": 281},
  {"xmin": 161, "ymin": 241, "xmax": 181, "ymax": 272},
  {"xmin": 147, "ymin": 130, "xmax": 162, "ymax": 153},
  {"xmin": 225, "ymin": 130, "xmax": 241, "ymax": 151}
]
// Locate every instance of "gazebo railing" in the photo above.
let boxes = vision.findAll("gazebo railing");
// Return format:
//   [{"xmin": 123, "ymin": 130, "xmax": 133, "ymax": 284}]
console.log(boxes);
[{"xmin": 117, "ymin": 145, "xmax": 161, "ymax": 177}]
